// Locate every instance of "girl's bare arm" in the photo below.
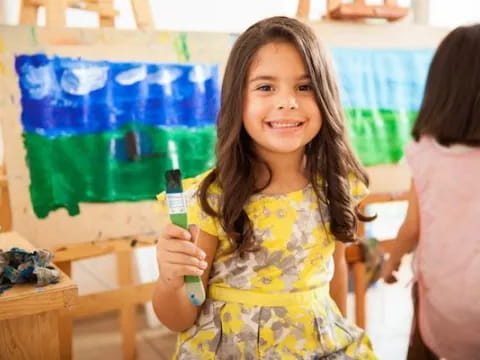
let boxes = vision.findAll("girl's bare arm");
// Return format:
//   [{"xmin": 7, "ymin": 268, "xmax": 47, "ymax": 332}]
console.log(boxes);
[
  {"xmin": 330, "ymin": 241, "xmax": 348, "ymax": 316},
  {"xmin": 153, "ymin": 225, "xmax": 219, "ymax": 332},
  {"xmin": 382, "ymin": 181, "xmax": 420, "ymax": 283}
]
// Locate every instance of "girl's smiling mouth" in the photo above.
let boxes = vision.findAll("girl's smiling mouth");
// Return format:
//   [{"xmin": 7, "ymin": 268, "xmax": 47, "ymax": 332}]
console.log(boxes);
[{"xmin": 265, "ymin": 120, "xmax": 305, "ymax": 129}]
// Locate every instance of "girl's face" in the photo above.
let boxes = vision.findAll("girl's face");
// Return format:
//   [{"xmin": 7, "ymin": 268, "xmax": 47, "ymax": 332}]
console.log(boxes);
[{"xmin": 243, "ymin": 41, "xmax": 322, "ymax": 163}]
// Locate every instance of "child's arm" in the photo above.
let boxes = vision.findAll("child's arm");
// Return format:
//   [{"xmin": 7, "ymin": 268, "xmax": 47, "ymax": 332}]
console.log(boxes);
[
  {"xmin": 330, "ymin": 241, "xmax": 348, "ymax": 316},
  {"xmin": 152, "ymin": 224, "xmax": 219, "ymax": 332},
  {"xmin": 382, "ymin": 181, "xmax": 420, "ymax": 283}
]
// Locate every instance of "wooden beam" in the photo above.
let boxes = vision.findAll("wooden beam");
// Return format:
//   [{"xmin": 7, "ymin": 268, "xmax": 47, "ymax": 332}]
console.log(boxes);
[
  {"xmin": 329, "ymin": 3, "xmax": 409, "ymax": 21},
  {"xmin": 44, "ymin": 0, "xmax": 68, "ymax": 27},
  {"xmin": 21, "ymin": 0, "xmax": 118, "ymax": 24},
  {"xmin": 19, "ymin": 0, "xmax": 39, "ymax": 24},
  {"xmin": 384, "ymin": 0, "xmax": 397, "ymax": 6},
  {"xmin": 58, "ymin": 310, "xmax": 73, "ymax": 360},
  {"xmin": 71, "ymin": 282, "xmax": 155, "ymax": 318},
  {"xmin": 352, "ymin": 261, "xmax": 367, "ymax": 328},
  {"xmin": 346, "ymin": 244, "xmax": 363, "ymax": 263},
  {"xmin": 131, "ymin": 0, "xmax": 154, "ymax": 30},
  {"xmin": 98, "ymin": 0, "xmax": 116, "ymax": 27},
  {"xmin": 117, "ymin": 251, "xmax": 136, "ymax": 360},
  {"xmin": 0, "ymin": 167, "xmax": 12, "ymax": 232},
  {"xmin": 326, "ymin": 0, "xmax": 342, "ymax": 13},
  {"xmin": 296, "ymin": 0, "xmax": 310, "ymax": 18},
  {"xmin": 53, "ymin": 235, "xmax": 157, "ymax": 263}
]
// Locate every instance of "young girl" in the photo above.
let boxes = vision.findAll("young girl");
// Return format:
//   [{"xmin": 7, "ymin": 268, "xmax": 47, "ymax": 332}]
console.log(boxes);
[
  {"xmin": 382, "ymin": 24, "xmax": 480, "ymax": 360},
  {"xmin": 154, "ymin": 16, "xmax": 378, "ymax": 359}
]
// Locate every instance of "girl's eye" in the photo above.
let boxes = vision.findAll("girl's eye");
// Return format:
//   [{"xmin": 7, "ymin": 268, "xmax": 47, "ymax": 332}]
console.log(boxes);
[
  {"xmin": 298, "ymin": 84, "xmax": 312, "ymax": 91},
  {"xmin": 257, "ymin": 85, "xmax": 273, "ymax": 91}
]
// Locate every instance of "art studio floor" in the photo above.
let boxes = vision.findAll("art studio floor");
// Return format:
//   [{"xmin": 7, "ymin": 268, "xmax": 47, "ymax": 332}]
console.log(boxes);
[{"xmin": 72, "ymin": 255, "xmax": 414, "ymax": 360}]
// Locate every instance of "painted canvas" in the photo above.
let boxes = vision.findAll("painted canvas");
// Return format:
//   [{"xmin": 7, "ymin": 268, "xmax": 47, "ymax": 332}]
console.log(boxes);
[
  {"xmin": 14, "ymin": 48, "xmax": 432, "ymax": 218},
  {"xmin": 333, "ymin": 48, "xmax": 433, "ymax": 165},
  {"xmin": 15, "ymin": 54, "xmax": 219, "ymax": 217},
  {"xmin": 0, "ymin": 24, "xmax": 450, "ymax": 247}
]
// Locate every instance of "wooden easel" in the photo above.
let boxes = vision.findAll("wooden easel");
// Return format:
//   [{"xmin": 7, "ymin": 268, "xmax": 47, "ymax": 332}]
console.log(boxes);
[
  {"xmin": 17, "ymin": 2, "xmax": 156, "ymax": 359},
  {"xmin": 296, "ymin": 0, "xmax": 409, "ymax": 21},
  {"xmin": 54, "ymin": 236, "xmax": 158, "ymax": 360},
  {"xmin": 19, "ymin": 0, "xmax": 154, "ymax": 29},
  {"xmin": 0, "ymin": 166, "xmax": 12, "ymax": 232}
]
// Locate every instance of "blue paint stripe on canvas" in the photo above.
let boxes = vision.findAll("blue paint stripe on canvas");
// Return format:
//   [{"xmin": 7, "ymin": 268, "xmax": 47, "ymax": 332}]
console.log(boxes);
[
  {"xmin": 15, "ymin": 54, "xmax": 220, "ymax": 136},
  {"xmin": 331, "ymin": 48, "xmax": 434, "ymax": 111}
]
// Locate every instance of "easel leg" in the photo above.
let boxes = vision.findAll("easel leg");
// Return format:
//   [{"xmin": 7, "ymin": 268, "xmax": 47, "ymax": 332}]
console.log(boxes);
[
  {"xmin": 325, "ymin": 0, "xmax": 342, "ymax": 18},
  {"xmin": 353, "ymin": 261, "xmax": 367, "ymax": 329},
  {"xmin": 56, "ymin": 261, "xmax": 73, "ymax": 360},
  {"xmin": 296, "ymin": 0, "xmax": 311, "ymax": 18},
  {"xmin": 19, "ymin": 0, "xmax": 38, "ymax": 24},
  {"xmin": 99, "ymin": 0, "xmax": 115, "ymax": 27},
  {"xmin": 117, "ymin": 251, "xmax": 137, "ymax": 360},
  {"xmin": 45, "ymin": 0, "xmax": 68, "ymax": 27},
  {"xmin": 130, "ymin": 0, "xmax": 154, "ymax": 30}
]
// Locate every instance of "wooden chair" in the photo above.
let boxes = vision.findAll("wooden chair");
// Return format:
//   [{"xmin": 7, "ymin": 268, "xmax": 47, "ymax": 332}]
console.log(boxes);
[{"xmin": 346, "ymin": 191, "xmax": 409, "ymax": 328}]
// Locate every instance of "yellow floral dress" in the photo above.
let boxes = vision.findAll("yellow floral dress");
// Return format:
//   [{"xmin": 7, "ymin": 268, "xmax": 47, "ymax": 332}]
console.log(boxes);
[{"xmin": 158, "ymin": 170, "xmax": 378, "ymax": 360}]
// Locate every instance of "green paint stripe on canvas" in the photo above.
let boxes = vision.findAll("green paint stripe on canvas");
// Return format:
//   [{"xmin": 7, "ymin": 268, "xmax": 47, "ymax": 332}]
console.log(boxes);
[
  {"xmin": 23, "ymin": 109, "xmax": 418, "ymax": 217},
  {"xmin": 344, "ymin": 108, "xmax": 418, "ymax": 166},
  {"xmin": 24, "ymin": 125, "xmax": 217, "ymax": 218}
]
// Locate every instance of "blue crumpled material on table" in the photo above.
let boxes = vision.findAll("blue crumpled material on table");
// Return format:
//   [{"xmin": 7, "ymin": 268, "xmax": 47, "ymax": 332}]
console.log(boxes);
[{"xmin": 0, "ymin": 247, "xmax": 60, "ymax": 295}]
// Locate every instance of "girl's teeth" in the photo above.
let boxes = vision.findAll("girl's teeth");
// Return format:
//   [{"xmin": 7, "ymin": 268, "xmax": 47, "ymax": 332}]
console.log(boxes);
[{"xmin": 270, "ymin": 122, "xmax": 300, "ymax": 128}]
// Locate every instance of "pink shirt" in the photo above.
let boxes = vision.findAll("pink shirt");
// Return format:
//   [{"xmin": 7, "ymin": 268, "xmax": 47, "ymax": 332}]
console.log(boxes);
[{"xmin": 406, "ymin": 137, "xmax": 480, "ymax": 359}]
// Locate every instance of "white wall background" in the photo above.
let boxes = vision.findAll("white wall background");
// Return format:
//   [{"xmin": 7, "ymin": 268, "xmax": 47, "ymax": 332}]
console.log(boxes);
[
  {"xmin": 1, "ymin": 0, "xmax": 478, "ymax": 32},
  {"xmin": 0, "ymin": 0, "xmax": 478, "ymax": 165}
]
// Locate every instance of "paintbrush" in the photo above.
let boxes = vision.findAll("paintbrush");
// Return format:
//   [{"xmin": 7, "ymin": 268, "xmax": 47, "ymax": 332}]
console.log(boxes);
[{"xmin": 165, "ymin": 169, "xmax": 206, "ymax": 306}]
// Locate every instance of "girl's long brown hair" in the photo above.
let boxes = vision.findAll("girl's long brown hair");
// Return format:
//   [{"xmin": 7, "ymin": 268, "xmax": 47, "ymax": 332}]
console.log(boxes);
[{"xmin": 199, "ymin": 16, "xmax": 371, "ymax": 254}]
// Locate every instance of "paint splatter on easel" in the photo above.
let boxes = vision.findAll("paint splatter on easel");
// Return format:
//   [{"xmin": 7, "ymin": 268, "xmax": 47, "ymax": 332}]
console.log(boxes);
[{"xmin": 174, "ymin": 33, "xmax": 190, "ymax": 62}]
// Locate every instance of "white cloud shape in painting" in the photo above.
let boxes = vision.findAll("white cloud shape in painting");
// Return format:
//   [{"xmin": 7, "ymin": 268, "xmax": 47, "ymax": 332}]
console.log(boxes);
[
  {"xmin": 115, "ymin": 66, "xmax": 147, "ymax": 86},
  {"xmin": 146, "ymin": 68, "xmax": 182, "ymax": 85},
  {"xmin": 21, "ymin": 64, "xmax": 57, "ymax": 100},
  {"xmin": 147, "ymin": 68, "xmax": 182, "ymax": 96},
  {"xmin": 188, "ymin": 65, "xmax": 213, "ymax": 83},
  {"xmin": 61, "ymin": 66, "xmax": 109, "ymax": 96}
]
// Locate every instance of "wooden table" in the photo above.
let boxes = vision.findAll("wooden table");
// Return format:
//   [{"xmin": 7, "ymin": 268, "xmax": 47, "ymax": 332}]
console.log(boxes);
[{"xmin": 0, "ymin": 232, "xmax": 78, "ymax": 360}]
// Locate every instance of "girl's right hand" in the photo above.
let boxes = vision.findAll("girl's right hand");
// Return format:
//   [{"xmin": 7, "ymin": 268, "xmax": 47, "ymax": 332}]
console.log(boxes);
[
  {"xmin": 382, "ymin": 255, "xmax": 402, "ymax": 284},
  {"xmin": 156, "ymin": 223, "xmax": 208, "ymax": 290}
]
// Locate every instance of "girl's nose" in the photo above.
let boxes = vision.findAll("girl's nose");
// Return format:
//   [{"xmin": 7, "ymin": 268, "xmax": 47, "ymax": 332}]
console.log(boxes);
[{"xmin": 277, "ymin": 96, "xmax": 298, "ymax": 110}]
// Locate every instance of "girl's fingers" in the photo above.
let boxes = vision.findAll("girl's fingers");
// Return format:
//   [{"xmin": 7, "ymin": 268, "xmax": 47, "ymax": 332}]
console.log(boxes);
[
  {"xmin": 156, "ymin": 224, "xmax": 207, "ymax": 282},
  {"xmin": 382, "ymin": 261, "xmax": 399, "ymax": 284},
  {"xmin": 161, "ymin": 223, "xmax": 192, "ymax": 241},
  {"xmin": 163, "ymin": 239, "xmax": 206, "ymax": 259},
  {"xmin": 384, "ymin": 274, "xmax": 398, "ymax": 284},
  {"xmin": 164, "ymin": 264, "xmax": 205, "ymax": 278},
  {"xmin": 163, "ymin": 252, "xmax": 208, "ymax": 270}
]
